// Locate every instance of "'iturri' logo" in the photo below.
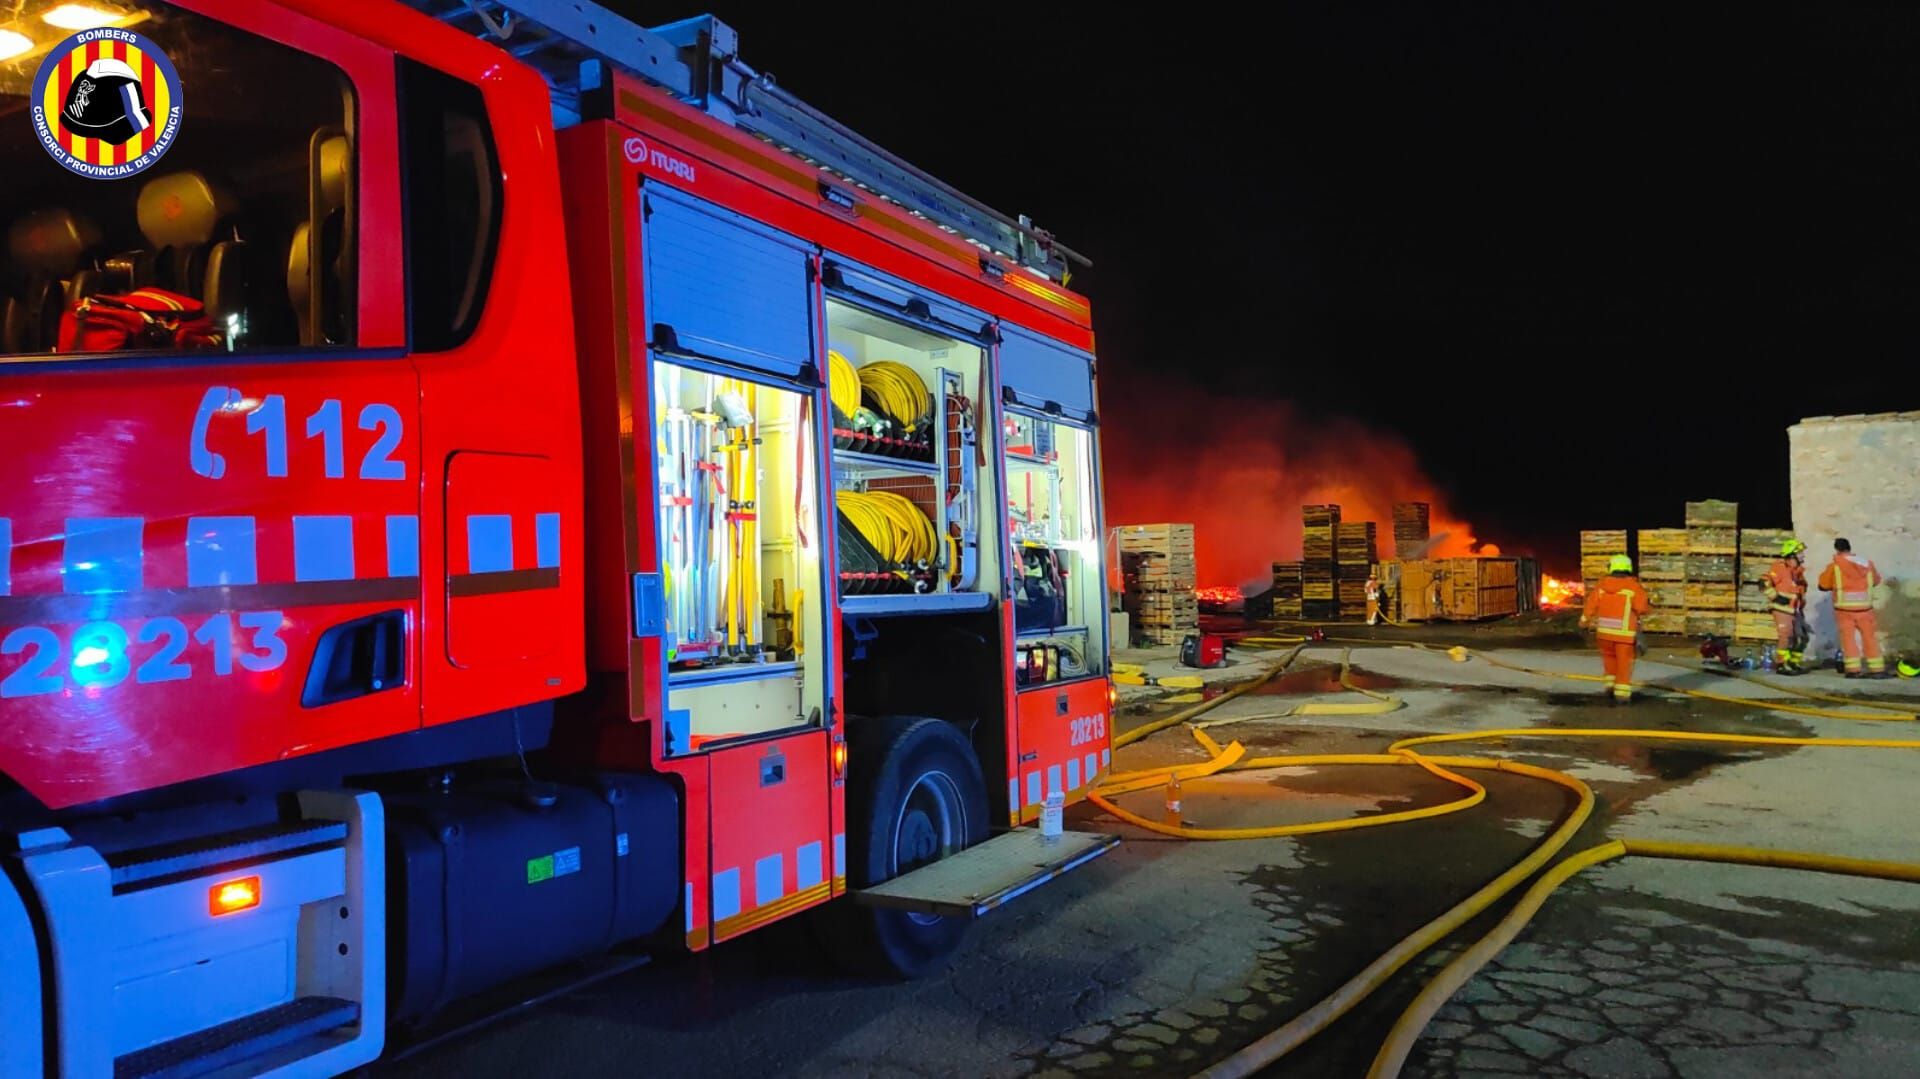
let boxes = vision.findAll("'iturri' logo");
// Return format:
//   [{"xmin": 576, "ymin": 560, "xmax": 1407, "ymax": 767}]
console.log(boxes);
[{"xmin": 31, "ymin": 28, "xmax": 183, "ymax": 180}]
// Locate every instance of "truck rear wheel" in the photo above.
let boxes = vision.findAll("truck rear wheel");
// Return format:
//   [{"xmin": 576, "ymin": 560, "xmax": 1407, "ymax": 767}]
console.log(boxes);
[{"xmin": 827, "ymin": 715, "xmax": 988, "ymax": 977}]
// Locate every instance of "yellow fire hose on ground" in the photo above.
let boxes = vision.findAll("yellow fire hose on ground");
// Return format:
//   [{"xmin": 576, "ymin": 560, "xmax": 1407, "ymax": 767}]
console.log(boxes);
[
  {"xmin": 1367, "ymin": 834, "xmax": 1920, "ymax": 1078},
  {"xmin": 1092, "ymin": 641, "xmax": 1920, "ymax": 1078}
]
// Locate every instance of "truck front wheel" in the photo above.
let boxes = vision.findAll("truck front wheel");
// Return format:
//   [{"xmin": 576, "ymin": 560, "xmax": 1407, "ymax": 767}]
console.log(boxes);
[{"xmin": 828, "ymin": 715, "xmax": 988, "ymax": 977}]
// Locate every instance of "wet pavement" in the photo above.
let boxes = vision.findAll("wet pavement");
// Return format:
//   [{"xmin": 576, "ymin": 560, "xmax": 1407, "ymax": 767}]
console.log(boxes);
[{"xmin": 379, "ymin": 636, "xmax": 1920, "ymax": 1078}]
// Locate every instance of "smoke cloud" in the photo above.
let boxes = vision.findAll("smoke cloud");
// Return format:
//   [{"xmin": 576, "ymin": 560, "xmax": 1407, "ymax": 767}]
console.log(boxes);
[{"xmin": 1101, "ymin": 385, "xmax": 1497, "ymax": 590}]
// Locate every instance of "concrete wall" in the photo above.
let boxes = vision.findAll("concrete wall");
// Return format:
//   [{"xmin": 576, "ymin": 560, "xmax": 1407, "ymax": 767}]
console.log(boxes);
[{"xmin": 1788, "ymin": 412, "xmax": 1920, "ymax": 661}]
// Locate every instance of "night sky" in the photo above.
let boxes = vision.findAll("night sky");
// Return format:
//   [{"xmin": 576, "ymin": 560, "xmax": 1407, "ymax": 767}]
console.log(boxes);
[{"xmin": 647, "ymin": 4, "xmax": 1920, "ymax": 576}]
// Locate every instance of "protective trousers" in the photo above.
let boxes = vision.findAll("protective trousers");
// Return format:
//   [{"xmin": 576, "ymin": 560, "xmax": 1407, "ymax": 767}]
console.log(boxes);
[
  {"xmin": 1834, "ymin": 608, "xmax": 1884, "ymax": 674},
  {"xmin": 1598, "ymin": 639, "xmax": 1637, "ymax": 699}
]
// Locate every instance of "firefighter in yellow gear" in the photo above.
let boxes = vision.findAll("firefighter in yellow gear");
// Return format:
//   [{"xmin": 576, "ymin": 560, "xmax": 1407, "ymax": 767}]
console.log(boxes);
[
  {"xmin": 1580, "ymin": 555, "xmax": 1650, "ymax": 702},
  {"xmin": 1762, "ymin": 538, "xmax": 1809, "ymax": 675}
]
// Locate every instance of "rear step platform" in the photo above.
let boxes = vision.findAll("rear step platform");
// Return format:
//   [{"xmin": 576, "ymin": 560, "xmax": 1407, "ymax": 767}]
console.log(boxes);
[
  {"xmin": 106, "ymin": 819, "xmax": 348, "ymax": 891},
  {"xmin": 115, "ymin": 996, "xmax": 359, "ymax": 1079},
  {"xmin": 855, "ymin": 829, "xmax": 1118, "ymax": 918}
]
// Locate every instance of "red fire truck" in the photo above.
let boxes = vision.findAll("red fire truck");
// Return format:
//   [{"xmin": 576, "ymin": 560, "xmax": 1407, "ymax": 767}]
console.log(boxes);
[{"xmin": 0, "ymin": 1, "xmax": 1114, "ymax": 1073}]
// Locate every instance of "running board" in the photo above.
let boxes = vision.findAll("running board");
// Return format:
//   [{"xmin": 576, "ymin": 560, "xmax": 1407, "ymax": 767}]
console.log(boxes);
[
  {"xmin": 114, "ymin": 995, "xmax": 359, "ymax": 1079},
  {"xmin": 854, "ymin": 829, "xmax": 1118, "ymax": 918}
]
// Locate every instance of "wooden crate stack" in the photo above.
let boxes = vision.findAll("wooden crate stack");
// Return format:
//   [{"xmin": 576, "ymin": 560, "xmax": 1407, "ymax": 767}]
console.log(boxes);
[
  {"xmin": 1637, "ymin": 529, "xmax": 1688, "ymax": 633},
  {"xmin": 1118, "ymin": 523, "xmax": 1197, "ymax": 646},
  {"xmin": 1301, "ymin": 505, "xmax": 1340, "ymax": 621},
  {"xmin": 1335, "ymin": 522, "xmax": 1378, "ymax": 621},
  {"xmin": 1684, "ymin": 500, "xmax": 1738, "ymax": 638},
  {"xmin": 1392, "ymin": 502, "xmax": 1431, "ymax": 559},
  {"xmin": 1580, "ymin": 529, "xmax": 1627, "ymax": 596},
  {"xmin": 1270, "ymin": 561, "xmax": 1304, "ymax": 620},
  {"xmin": 1395, "ymin": 557, "xmax": 1520, "ymax": 621},
  {"xmin": 1737, "ymin": 528, "xmax": 1792, "ymax": 641}
]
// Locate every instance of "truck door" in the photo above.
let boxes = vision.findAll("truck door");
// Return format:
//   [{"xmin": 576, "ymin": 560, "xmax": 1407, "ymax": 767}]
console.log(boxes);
[
  {"xmin": 998, "ymin": 327, "xmax": 1111, "ymax": 823},
  {"xmin": 640, "ymin": 185, "xmax": 835, "ymax": 940},
  {"xmin": 0, "ymin": 0, "xmax": 416, "ymax": 809}
]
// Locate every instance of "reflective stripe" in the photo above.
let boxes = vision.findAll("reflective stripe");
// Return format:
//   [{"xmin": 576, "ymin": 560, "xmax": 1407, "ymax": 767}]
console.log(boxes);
[
  {"xmin": 796, "ymin": 841, "xmax": 824, "ymax": 890},
  {"xmin": 466, "ymin": 514, "xmax": 514, "ymax": 574},
  {"xmin": 292, "ymin": 515, "xmax": 354, "ymax": 582},
  {"xmin": 64, "ymin": 517, "xmax": 144, "ymax": 594},
  {"xmin": 535, "ymin": 512, "xmax": 562, "ymax": 570},
  {"xmin": 754, "ymin": 853, "xmax": 783, "ymax": 906},
  {"xmin": 1832, "ymin": 557, "xmax": 1877, "ymax": 610},
  {"xmin": 186, "ymin": 516, "xmax": 257, "ymax": 587},
  {"xmin": 712, "ymin": 867, "xmax": 741, "ymax": 921},
  {"xmin": 386, "ymin": 515, "xmax": 420, "ymax": 577},
  {"xmin": 1595, "ymin": 585, "xmax": 1637, "ymax": 639}
]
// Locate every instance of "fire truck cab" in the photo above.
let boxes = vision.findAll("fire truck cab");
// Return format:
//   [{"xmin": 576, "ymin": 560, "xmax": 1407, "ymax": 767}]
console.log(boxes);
[{"xmin": 0, "ymin": 1, "xmax": 1112, "ymax": 1074}]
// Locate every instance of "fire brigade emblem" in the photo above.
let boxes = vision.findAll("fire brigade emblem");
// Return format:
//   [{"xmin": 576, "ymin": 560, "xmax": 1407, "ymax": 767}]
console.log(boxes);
[{"xmin": 31, "ymin": 29, "xmax": 183, "ymax": 179}]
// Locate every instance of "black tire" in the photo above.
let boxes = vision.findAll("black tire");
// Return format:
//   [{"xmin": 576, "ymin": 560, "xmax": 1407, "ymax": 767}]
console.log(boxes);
[{"xmin": 820, "ymin": 715, "xmax": 989, "ymax": 978}]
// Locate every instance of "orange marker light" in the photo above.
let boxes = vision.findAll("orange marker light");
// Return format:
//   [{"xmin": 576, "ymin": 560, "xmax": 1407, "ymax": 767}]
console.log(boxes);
[
  {"xmin": 831, "ymin": 740, "xmax": 848, "ymax": 778},
  {"xmin": 210, "ymin": 877, "xmax": 261, "ymax": 916},
  {"xmin": 1108, "ymin": 680, "xmax": 1119, "ymax": 709}
]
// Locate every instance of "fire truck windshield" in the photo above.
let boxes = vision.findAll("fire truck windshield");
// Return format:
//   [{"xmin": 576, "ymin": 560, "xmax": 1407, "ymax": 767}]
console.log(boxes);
[{"xmin": 0, "ymin": 1, "xmax": 356, "ymax": 357}]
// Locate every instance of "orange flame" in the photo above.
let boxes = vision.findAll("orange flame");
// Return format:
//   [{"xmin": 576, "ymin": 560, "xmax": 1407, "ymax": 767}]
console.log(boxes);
[
  {"xmin": 1195, "ymin": 585, "xmax": 1241, "ymax": 604},
  {"xmin": 1540, "ymin": 574, "xmax": 1585, "ymax": 609},
  {"xmin": 1100, "ymin": 387, "xmax": 1506, "ymax": 584}
]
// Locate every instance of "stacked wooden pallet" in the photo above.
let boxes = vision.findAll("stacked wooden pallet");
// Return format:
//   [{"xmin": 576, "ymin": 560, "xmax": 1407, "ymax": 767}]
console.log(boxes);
[
  {"xmin": 1636, "ymin": 528, "xmax": 1687, "ymax": 633},
  {"xmin": 1118, "ymin": 523, "xmax": 1196, "ymax": 646},
  {"xmin": 1684, "ymin": 500, "xmax": 1738, "ymax": 638},
  {"xmin": 1395, "ymin": 557, "xmax": 1519, "ymax": 621},
  {"xmin": 1335, "ymin": 522, "xmax": 1378, "ymax": 620},
  {"xmin": 1270, "ymin": 561, "xmax": 1304, "ymax": 620},
  {"xmin": 1392, "ymin": 502, "xmax": 1431, "ymax": 559},
  {"xmin": 1302, "ymin": 504, "xmax": 1340, "ymax": 561},
  {"xmin": 1736, "ymin": 528, "xmax": 1792, "ymax": 641},
  {"xmin": 1301, "ymin": 505, "xmax": 1340, "ymax": 621},
  {"xmin": 1580, "ymin": 530, "xmax": 1627, "ymax": 595}
]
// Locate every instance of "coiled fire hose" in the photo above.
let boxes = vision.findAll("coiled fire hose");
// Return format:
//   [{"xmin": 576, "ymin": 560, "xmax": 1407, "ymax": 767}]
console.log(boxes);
[
  {"xmin": 837, "ymin": 490, "xmax": 938, "ymax": 568},
  {"xmin": 1092, "ymin": 641, "xmax": 1920, "ymax": 1079},
  {"xmin": 857, "ymin": 359, "xmax": 931, "ymax": 433},
  {"xmin": 827, "ymin": 349, "xmax": 862, "ymax": 419}
]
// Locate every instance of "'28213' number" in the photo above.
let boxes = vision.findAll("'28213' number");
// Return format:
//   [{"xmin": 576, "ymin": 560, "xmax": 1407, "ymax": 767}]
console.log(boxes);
[
  {"xmin": 1069, "ymin": 714, "xmax": 1107, "ymax": 747},
  {"xmin": 0, "ymin": 611, "xmax": 288, "ymax": 699}
]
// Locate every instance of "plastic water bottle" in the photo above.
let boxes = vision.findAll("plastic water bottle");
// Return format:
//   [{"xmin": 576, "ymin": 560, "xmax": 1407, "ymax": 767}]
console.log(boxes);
[
  {"xmin": 1742, "ymin": 648, "xmax": 1755, "ymax": 670},
  {"xmin": 1161, "ymin": 775, "xmax": 1184, "ymax": 829},
  {"xmin": 1040, "ymin": 790, "xmax": 1065, "ymax": 841},
  {"xmin": 1762, "ymin": 645, "xmax": 1776, "ymax": 672}
]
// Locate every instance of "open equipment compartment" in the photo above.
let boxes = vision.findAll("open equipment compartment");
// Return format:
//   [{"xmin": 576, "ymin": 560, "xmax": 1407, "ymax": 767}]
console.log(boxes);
[
  {"xmin": 653, "ymin": 359, "xmax": 826, "ymax": 752},
  {"xmin": 825, "ymin": 265, "xmax": 997, "ymax": 614}
]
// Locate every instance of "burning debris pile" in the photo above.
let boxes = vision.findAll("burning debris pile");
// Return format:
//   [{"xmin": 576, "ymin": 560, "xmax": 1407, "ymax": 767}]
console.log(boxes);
[
  {"xmin": 1101, "ymin": 388, "xmax": 1502, "ymax": 593},
  {"xmin": 1540, "ymin": 575, "xmax": 1585, "ymax": 608}
]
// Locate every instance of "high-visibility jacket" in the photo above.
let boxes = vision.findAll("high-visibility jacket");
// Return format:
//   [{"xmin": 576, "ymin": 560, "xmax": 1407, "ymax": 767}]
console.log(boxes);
[
  {"xmin": 1818, "ymin": 554, "xmax": 1880, "ymax": 611},
  {"xmin": 1762, "ymin": 559, "xmax": 1806, "ymax": 612},
  {"xmin": 1365, "ymin": 580, "xmax": 1384, "ymax": 602},
  {"xmin": 1583, "ymin": 574, "xmax": 1650, "ymax": 642}
]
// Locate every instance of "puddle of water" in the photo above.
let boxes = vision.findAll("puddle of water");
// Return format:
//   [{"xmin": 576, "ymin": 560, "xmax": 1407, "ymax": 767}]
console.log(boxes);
[
  {"xmin": 1643, "ymin": 746, "xmax": 1737, "ymax": 781},
  {"xmin": 1251, "ymin": 667, "xmax": 1406, "ymax": 696}
]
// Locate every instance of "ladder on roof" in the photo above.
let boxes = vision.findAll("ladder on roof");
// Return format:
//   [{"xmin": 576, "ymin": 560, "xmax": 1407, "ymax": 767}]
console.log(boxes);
[{"xmin": 401, "ymin": 0, "xmax": 1088, "ymax": 284}]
